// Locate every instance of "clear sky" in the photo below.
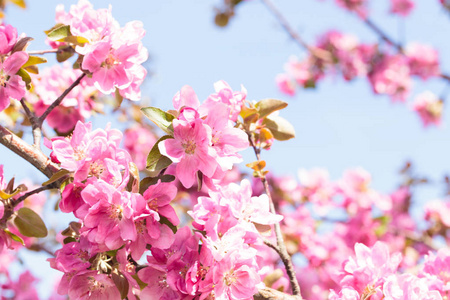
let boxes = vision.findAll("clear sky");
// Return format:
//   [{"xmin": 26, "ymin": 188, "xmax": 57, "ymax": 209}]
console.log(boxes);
[{"xmin": 2, "ymin": 0, "xmax": 450, "ymax": 297}]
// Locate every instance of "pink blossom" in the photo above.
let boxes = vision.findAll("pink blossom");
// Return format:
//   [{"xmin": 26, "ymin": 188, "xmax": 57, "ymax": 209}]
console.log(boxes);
[
  {"xmin": 80, "ymin": 180, "xmax": 138, "ymax": 250},
  {"xmin": 369, "ymin": 54, "xmax": 412, "ymax": 102},
  {"xmin": 203, "ymin": 80, "xmax": 247, "ymax": 122},
  {"xmin": 124, "ymin": 125, "xmax": 157, "ymax": 170},
  {"xmin": 335, "ymin": 0, "xmax": 368, "ymax": 18},
  {"xmin": 209, "ymin": 252, "xmax": 260, "ymax": 299},
  {"xmin": 390, "ymin": 0, "xmax": 415, "ymax": 16},
  {"xmin": 159, "ymin": 118, "xmax": 217, "ymax": 188},
  {"xmin": 68, "ymin": 271, "xmax": 121, "ymax": 300},
  {"xmin": 1, "ymin": 271, "xmax": 39, "ymax": 300},
  {"xmin": 405, "ymin": 43, "xmax": 440, "ymax": 80},
  {"xmin": 337, "ymin": 241, "xmax": 402, "ymax": 295},
  {"xmin": 0, "ymin": 24, "xmax": 18, "ymax": 55},
  {"xmin": 276, "ymin": 73, "xmax": 297, "ymax": 96},
  {"xmin": 412, "ymin": 91, "xmax": 443, "ymax": 127},
  {"xmin": 0, "ymin": 51, "xmax": 28, "ymax": 112}
]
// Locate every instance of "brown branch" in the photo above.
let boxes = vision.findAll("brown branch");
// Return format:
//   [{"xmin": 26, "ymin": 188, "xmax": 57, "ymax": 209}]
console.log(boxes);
[
  {"xmin": 260, "ymin": 0, "xmax": 332, "ymax": 62},
  {"xmin": 38, "ymin": 73, "xmax": 86, "ymax": 123},
  {"xmin": 364, "ymin": 18, "xmax": 403, "ymax": 52},
  {"xmin": 0, "ymin": 184, "xmax": 56, "ymax": 224},
  {"xmin": 20, "ymin": 98, "xmax": 42, "ymax": 149},
  {"xmin": 27, "ymin": 49, "xmax": 59, "ymax": 55},
  {"xmin": 0, "ymin": 124, "xmax": 60, "ymax": 179},
  {"xmin": 362, "ymin": 18, "xmax": 450, "ymax": 82},
  {"xmin": 247, "ymin": 133, "xmax": 302, "ymax": 298}
]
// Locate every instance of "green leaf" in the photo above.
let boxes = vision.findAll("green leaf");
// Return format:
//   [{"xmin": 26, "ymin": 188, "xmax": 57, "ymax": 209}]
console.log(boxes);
[
  {"xmin": 14, "ymin": 207, "xmax": 48, "ymax": 238},
  {"xmin": 159, "ymin": 216, "xmax": 177, "ymax": 234},
  {"xmin": 62, "ymin": 35, "xmax": 89, "ymax": 46},
  {"xmin": 16, "ymin": 68, "xmax": 32, "ymax": 89},
  {"xmin": 255, "ymin": 98, "xmax": 288, "ymax": 119},
  {"xmin": 4, "ymin": 229, "xmax": 24, "ymax": 245},
  {"xmin": 46, "ymin": 24, "xmax": 71, "ymax": 41},
  {"xmin": 141, "ymin": 107, "xmax": 175, "ymax": 135},
  {"xmin": 139, "ymin": 174, "xmax": 175, "ymax": 194},
  {"xmin": 42, "ymin": 169, "xmax": 70, "ymax": 186},
  {"xmin": 22, "ymin": 56, "xmax": 47, "ymax": 68},
  {"xmin": 112, "ymin": 272, "xmax": 129, "ymax": 299},
  {"xmin": 146, "ymin": 135, "xmax": 173, "ymax": 172},
  {"xmin": 262, "ymin": 116, "xmax": 295, "ymax": 141},
  {"xmin": 56, "ymin": 47, "xmax": 75, "ymax": 63}
]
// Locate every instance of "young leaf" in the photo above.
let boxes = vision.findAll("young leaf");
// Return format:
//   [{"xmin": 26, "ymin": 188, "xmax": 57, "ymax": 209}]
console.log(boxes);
[
  {"xmin": 139, "ymin": 174, "xmax": 175, "ymax": 194},
  {"xmin": 63, "ymin": 35, "xmax": 89, "ymax": 46},
  {"xmin": 22, "ymin": 56, "xmax": 47, "ymax": 68},
  {"xmin": 256, "ymin": 98, "xmax": 288, "ymax": 119},
  {"xmin": 56, "ymin": 47, "xmax": 75, "ymax": 63},
  {"xmin": 12, "ymin": 37, "xmax": 34, "ymax": 53},
  {"xmin": 41, "ymin": 169, "xmax": 70, "ymax": 186},
  {"xmin": 46, "ymin": 25, "xmax": 71, "ymax": 41},
  {"xmin": 14, "ymin": 207, "xmax": 48, "ymax": 238},
  {"xmin": 16, "ymin": 68, "xmax": 32, "ymax": 89},
  {"xmin": 4, "ymin": 229, "xmax": 24, "ymax": 245},
  {"xmin": 262, "ymin": 116, "xmax": 296, "ymax": 141},
  {"xmin": 112, "ymin": 272, "xmax": 129, "ymax": 300},
  {"xmin": 146, "ymin": 135, "xmax": 173, "ymax": 172},
  {"xmin": 141, "ymin": 107, "xmax": 175, "ymax": 135}
]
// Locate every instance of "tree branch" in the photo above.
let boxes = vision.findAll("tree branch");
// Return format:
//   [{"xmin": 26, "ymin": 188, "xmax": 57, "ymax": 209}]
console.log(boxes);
[
  {"xmin": 20, "ymin": 98, "xmax": 42, "ymax": 149},
  {"xmin": 247, "ymin": 133, "xmax": 302, "ymax": 298},
  {"xmin": 260, "ymin": 0, "xmax": 332, "ymax": 62},
  {"xmin": 38, "ymin": 73, "xmax": 86, "ymax": 123},
  {"xmin": 27, "ymin": 49, "xmax": 59, "ymax": 55},
  {"xmin": 0, "ymin": 124, "xmax": 60, "ymax": 179}
]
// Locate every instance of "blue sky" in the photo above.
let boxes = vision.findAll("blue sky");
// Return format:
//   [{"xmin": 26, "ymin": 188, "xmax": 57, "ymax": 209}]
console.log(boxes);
[{"xmin": 2, "ymin": 0, "xmax": 450, "ymax": 296}]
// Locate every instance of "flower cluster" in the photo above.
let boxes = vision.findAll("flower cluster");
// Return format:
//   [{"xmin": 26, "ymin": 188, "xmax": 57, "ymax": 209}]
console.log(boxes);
[
  {"xmin": 51, "ymin": 0, "xmax": 148, "ymax": 100},
  {"xmin": 159, "ymin": 82, "xmax": 249, "ymax": 188},
  {"xmin": 276, "ymin": 30, "xmax": 442, "ymax": 126},
  {"xmin": 0, "ymin": 24, "xmax": 28, "ymax": 112}
]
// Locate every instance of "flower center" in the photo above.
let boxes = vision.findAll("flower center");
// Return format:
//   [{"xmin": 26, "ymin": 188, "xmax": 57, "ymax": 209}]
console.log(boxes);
[
  {"xmin": 109, "ymin": 204, "xmax": 124, "ymax": 220},
  {"xmin": 183, "ymin": 140, "xmax": 196, "ymax": 155},
  {"xmin": 223, "ymin": 270, "xmax": 236, "ymax": 286}
]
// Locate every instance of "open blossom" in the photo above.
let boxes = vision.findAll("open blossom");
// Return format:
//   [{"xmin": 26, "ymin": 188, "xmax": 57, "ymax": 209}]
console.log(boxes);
[
  {"xmin": 159, "ymin": 117, "xmax": 217, "ymax": 188},
  {"xmin": 368, "ymin": 54, "xmax": 412, "ymax": 102},
  {"xmin": 335, "ymin": 0, "xmax": 368, "ymax": 18},
  {"xmin": 390, "ymin": 0, "xmax": 415, "ymax": 16},
  {"xmin": 0, "ymin": 24, "xmax": 18, "ymax": 55},
  {"xmin": 412, "ymin": 91, "xmax": 443, "ymax": 127},
  {"xmin": 48, "ymin": 121, "xmax": 131, "ymax": 189},
  {"xmin": 123, "ymin": 125, "xmax": 157, "ymax": 170},
  {"xmin": 405, "ymin": 43, "xmax": 440, "ymax": 80},
  {"xmin": 55, "ymin": 0, "xmax": 148, "ymax": 100},
  {"xmin": 0, "ymin": 51, "xmax": 28, "ymax": 112}
]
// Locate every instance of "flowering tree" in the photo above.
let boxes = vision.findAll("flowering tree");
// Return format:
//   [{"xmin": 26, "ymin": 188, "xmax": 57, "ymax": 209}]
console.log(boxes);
[{"xmin": 1, "ymin": 0, "xmax": 450, "ymax": 300}]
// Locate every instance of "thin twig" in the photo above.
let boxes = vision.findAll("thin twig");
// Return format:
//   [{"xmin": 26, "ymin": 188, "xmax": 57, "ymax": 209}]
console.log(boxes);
[
  {"xmin": 38, "ymin": 73, "xmax": 86, "ymax": 123},
  {"xmin": 364, "ymin": 18, "xmax": 403, "ymax": 51},
  {"xmin": 0, "ymin": 184, "xmax": 56, "ymax": 224},
  {"xmin": 27, "ymin": 49, "xmax": 59, "ymax": 55},
  {"xmin": 260, "ymin": 0, "xmax": 332, "ymax": 62},
  {"xmin": 29, "ymin": 243, "xmax": 55, "ymax": 257},
  {"xmin": 13, "ymin": 184, "xmax": 56, "ymax": 207},
  {"xmin": 20, "ymin": 98, "xmax": 42, "ymax": 149},
  {"xmin": 247, "ymin": 133, "xmax": 302, "ymax": 298}
]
